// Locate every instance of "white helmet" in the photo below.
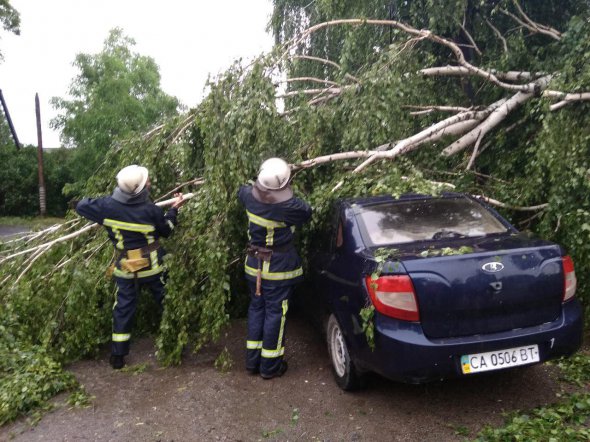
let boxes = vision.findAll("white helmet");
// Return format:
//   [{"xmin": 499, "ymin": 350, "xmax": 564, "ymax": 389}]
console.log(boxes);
[
  {"xmin": 116, "ymin": 165, "xmax": 149, "ymax": 194},
  {"xmin": 257, "ymin": 158, "xmax": 291, "ymax": 190}
]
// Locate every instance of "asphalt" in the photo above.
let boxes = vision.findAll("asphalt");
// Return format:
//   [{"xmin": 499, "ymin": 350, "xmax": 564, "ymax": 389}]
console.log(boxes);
[
  {"xmin": 2, "ymin": 316, "xmax": 584, "ymax": 442},
  {"xmin": 0, "ymin": 225, "xmax": 31, "ymax": 237}
]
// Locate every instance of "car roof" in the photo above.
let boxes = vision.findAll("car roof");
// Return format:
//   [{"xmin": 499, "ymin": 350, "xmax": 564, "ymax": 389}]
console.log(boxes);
[{"xmin": 338, "ymin": 192, "xmax": 471, "ymax": 209}]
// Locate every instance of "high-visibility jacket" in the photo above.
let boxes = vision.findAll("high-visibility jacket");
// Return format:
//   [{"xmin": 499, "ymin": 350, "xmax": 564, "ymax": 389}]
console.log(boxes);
[
  {"xmin": 238, "ymin": 185, "xmax": 312, "ymax": 287},
  {"xmin": 76, "ymin": 188, "xmax": 178, "ymax": 279}
]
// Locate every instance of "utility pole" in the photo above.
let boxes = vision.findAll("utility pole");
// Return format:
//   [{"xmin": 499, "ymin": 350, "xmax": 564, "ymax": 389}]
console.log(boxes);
[
  {"xmin": 0, "ymin": 88, "xmax": 21, "ymax": 149},
  {"xmin": 35, "ymin": 93, "xmax": 46, "ymax": 216}
]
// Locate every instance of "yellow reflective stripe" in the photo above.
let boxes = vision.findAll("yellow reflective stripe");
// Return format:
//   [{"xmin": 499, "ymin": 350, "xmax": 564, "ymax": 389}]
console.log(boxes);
[
  {"xmin": 266, "ymin": 227, "xmax": 274, "ymax": 246},
  {"xmin": 151, "ymin": 249, "xmax": 159, "ymax": 270},
  {"xmin": 112, "ymin": 333, "xmax": 131, "ymax": 342},
  {"xmin": 246, "ymin": 211, "xmax": 286, "ymax": 228},
  {"xmin": 245, "ymin": 264, "xmax": 303, "ymax": 281},
  {"xmin": 247, "ymin": 340, "xmax": 263, "ymax": 349},
  {"xmin": 166, "ymin": 220, "xmax": 175, "ymax": 230},
  {"xmin": 110, "ymin": 226, "xmax": 124, "ymax": 250},
  {"xmin": 146, "ymin": 233, "xmax": 160, "ymax": 272},
  {"xmin": 113, "ymin": 266, "xmax": 164, "ymax": 279},
  {"xmin": 104, "ymin": 218, "xmax": 155, "ymax": 233},
  {"xmin": 261, "ymin": 300, "xmax": 288, "ymax": 359},
  {"xmin": 290, "ymin": 225, "xmax": 296, "ymax": 233},
  {"xmin": 261, "ymin": 347, "xmax": 285, "ymax": 358},
  {"xmin": 275, "ymin": 299, "xmax": 288, "ymax": 350}
]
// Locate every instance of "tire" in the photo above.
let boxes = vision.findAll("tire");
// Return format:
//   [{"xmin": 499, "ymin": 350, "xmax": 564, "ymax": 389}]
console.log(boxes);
[{"xmin": 327, "ymin": 314, "xmax": 362, "ymax": 391}]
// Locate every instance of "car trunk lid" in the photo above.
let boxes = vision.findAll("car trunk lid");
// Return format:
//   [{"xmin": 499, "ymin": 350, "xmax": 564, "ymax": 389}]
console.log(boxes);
[{"xmin": 396, "ymin": 235, "xmax": 564, "ymax": 339}]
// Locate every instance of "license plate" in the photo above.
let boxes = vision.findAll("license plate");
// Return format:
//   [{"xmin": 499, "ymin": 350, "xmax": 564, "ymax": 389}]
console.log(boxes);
[{"xmin": 461, "ymin": 345, "xmax": 540, "ymax": 374}]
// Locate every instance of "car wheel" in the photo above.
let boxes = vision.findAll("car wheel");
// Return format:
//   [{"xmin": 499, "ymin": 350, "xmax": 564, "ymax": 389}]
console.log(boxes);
[{"xmin": 327, "ymin": 314, "xmax": 362, "ymax": 391}]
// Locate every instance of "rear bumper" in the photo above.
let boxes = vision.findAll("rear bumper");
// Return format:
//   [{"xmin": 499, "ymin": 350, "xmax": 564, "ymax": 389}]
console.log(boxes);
[{"xmin": 354, "ymin": 299, "xmax": 583, "ymax": 384}]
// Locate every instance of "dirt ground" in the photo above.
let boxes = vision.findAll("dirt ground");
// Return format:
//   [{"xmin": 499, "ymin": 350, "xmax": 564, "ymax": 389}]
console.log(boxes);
[{"xmin": 1, "ymin": 313, "xmax": 584, "ymax": 442}]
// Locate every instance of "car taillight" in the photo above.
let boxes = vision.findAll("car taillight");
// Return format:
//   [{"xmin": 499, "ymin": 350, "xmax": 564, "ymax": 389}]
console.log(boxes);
[
  {"xmin": 562, "ymin": 255, "xmax": 577, "ymax": 302},
  {"xmin": 365, "ymin": 275, "xmax": 420, "ymax": 321}
]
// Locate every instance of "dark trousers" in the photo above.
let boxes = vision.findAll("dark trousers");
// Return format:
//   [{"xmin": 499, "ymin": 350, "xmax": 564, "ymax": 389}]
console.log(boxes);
[
  {"xmin": 246, "ymin": 281, "xmax": 293, "ymax": 376},
  {"xmin": 112, "ymin": 274, "xmax": 165, "ymax": 356}
]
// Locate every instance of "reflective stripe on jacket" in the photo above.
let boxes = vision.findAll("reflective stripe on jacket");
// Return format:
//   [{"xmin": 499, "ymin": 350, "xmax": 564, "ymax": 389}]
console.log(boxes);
[{"xmin": 238, "ymin": 185, "xmax": 312, "ymax": 286}]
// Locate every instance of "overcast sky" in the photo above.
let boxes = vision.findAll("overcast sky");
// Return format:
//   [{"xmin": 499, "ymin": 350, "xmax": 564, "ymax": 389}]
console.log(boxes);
[{"xmin": 0, "ymin": 0, "xmax": 274, "ymax": 147}]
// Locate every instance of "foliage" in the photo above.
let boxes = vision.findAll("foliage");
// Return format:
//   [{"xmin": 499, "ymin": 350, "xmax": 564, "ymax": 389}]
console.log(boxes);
[
  {"xmin": 214, "ymin": 347, "xmax": 233, "ymax": 373},
  {"xmin": 514, "ymin": 17, "xmax": 590, "ymax": 313},
  {"xmin": 50, "ymin": 28, "xmax": 180, "ymax": 187},
  {"xmin": 418, "ymin": 246, "xmax": 474, "ymax": 258},
  {"xmin": 359, "ymin": 305, "xmax": 375, "ymax": 351},
  {"xmin": 554, "ymin": 351, "xmax": 590, "ymax": 387},
  {"xmin": 0, "ymin": 340, "xmax": 77, "ymax": 425},
  {"xmin": 478, "ymin": 350, "xmax": 590, "ymax": 440},
  {"xmin": 262, "ymin": 427, "xmax": 284, "ymax": 438},
  {"xmin": 371, "ymin": 247, "xmax": 401, "ymax": 279},
  {"xmin": 2, "ymin": 0, "xmax": 590, "ymax": 428},
  {"xmin": 290, "ymin": 407, "xmax": 300, "ymax": 426},
  {"xmin": 0, "ymin": 145, "xmax": 75, "ymax": 216},
  {"xmin": 66, "ymin": 388, "xmax": 94, "ymax": 408},
  {"xmin": 0, "ymin": 112, "xmax": 13, "ymax": 146},
  {"xmin": 120, "ymin": 362, "xmax": 149, "ymax": 375},
  {"xmin": 475, "ymin": 393, "xmax": 590, "ymax": 442},
  {"xmin": 0, "ymin": 0, "xmax": 19, "ymax": 62}
]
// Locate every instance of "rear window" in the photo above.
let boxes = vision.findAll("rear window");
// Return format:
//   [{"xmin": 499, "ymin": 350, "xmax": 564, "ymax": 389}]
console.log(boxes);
[{"xmin": 355, "ymin": 197, "xmax": 509, "ymax": 246}]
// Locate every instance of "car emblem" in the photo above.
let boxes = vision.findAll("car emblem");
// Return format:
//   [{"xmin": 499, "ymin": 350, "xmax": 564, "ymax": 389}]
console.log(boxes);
[{"xmin": 482, "ymin": 262, "xmax": 504, "ymax": 273}]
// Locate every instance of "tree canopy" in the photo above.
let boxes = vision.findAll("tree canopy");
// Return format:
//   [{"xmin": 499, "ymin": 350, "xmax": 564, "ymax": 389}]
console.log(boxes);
[
  {"xmin": 0, "ymin": 0, "xmax": 19, "ymax": 62},
  {"xmin": 50, "ymin": 28, "xmax": 180, "ymax": 185}
]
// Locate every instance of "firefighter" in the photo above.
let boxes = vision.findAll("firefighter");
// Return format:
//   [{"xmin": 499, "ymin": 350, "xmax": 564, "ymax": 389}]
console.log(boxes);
[
  {"xmin": 76, "ymin": 165, "xmax": 185, "ymax": 369},
  {"xmin": 238, "ymin": 158, "xmax": 312, "ymax": 379}
]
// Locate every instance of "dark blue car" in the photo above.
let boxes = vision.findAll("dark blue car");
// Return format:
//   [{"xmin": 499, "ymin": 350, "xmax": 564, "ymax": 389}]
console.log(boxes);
[{"xmin": 306, "ymin": 193, "xmax": 583, "ymax": 390}]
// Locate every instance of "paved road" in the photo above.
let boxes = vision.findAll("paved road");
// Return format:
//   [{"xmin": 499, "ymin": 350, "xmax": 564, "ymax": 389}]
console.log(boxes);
[
  {"xmin": 2, "ymin": 316, "xmax": 582, "ymax": 442},
  {"xmin": 0, "ymin": 225, "xmax": 30, "ymax": 237}
]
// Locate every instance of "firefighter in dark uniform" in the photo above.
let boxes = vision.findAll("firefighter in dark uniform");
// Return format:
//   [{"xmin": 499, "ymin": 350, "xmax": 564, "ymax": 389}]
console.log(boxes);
[
  {"xmin": 76, "ymin": 165, "xmax": 185, "ymax": 369},
  {"xmin": 238, "ymin": 158, "xmax": 312, "ymax": 379}
]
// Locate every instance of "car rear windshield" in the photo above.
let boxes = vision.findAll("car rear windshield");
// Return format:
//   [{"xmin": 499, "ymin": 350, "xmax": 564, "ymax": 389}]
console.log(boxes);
[{"xmin": 355, "ymin": 197, "xmax": 509, "ymax": 246}]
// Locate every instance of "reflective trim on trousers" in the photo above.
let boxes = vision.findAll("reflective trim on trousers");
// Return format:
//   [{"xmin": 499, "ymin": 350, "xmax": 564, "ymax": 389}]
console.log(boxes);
[
  {"xmin": 112, "ymin": 333, "xmax": 131, "ymax": 342},
  {"xmin": 247, "ymin": 340, "xmax": 263, "ymax": 350},
  {"xmin": 261, "ymin": 347, "xmax": 285, "ymax": 358},
  {"xmin": 261, "ymin": 299, "xmax": 288, "ymax": 359},
  {"xmin": 276, "ymin": 299, "xmax": 288, "ymax": 349}
]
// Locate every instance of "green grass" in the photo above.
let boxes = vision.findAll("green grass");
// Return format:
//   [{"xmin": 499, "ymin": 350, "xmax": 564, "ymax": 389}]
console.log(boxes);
[{"xmin": 0, "ymin": 216, "xmax": 65, "ymax": 230}]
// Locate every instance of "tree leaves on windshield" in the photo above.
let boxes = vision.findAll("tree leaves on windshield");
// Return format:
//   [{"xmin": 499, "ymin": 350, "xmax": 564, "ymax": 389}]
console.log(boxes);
[
  {"xmin": 419, "ymin": 246, "xmax": 474, "ymax": 258},
  {"xmin": 371, "ymin": 247, "xmax": 401, "ymax": 279}
]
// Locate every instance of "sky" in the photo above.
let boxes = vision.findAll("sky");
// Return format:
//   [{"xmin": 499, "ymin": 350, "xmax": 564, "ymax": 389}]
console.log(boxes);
[{"xmin": 0, "ymin": 0, "xmax": 275, "ymax": 147}]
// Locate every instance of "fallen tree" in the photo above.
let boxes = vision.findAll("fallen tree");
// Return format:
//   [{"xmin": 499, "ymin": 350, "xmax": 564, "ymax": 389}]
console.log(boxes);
[{"xmin": 1, "ymin": 0, "xmax": 590, "ymax": 423}]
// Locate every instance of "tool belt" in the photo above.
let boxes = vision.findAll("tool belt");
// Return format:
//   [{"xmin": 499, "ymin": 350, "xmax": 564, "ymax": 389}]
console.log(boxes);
[
  {"xmin": 246, "ymin": 243, "xmax": 293, "ymax": 296},
  {"xmin": 118, "ymin": 241, "xmax": 161, "ymax": 274}
]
